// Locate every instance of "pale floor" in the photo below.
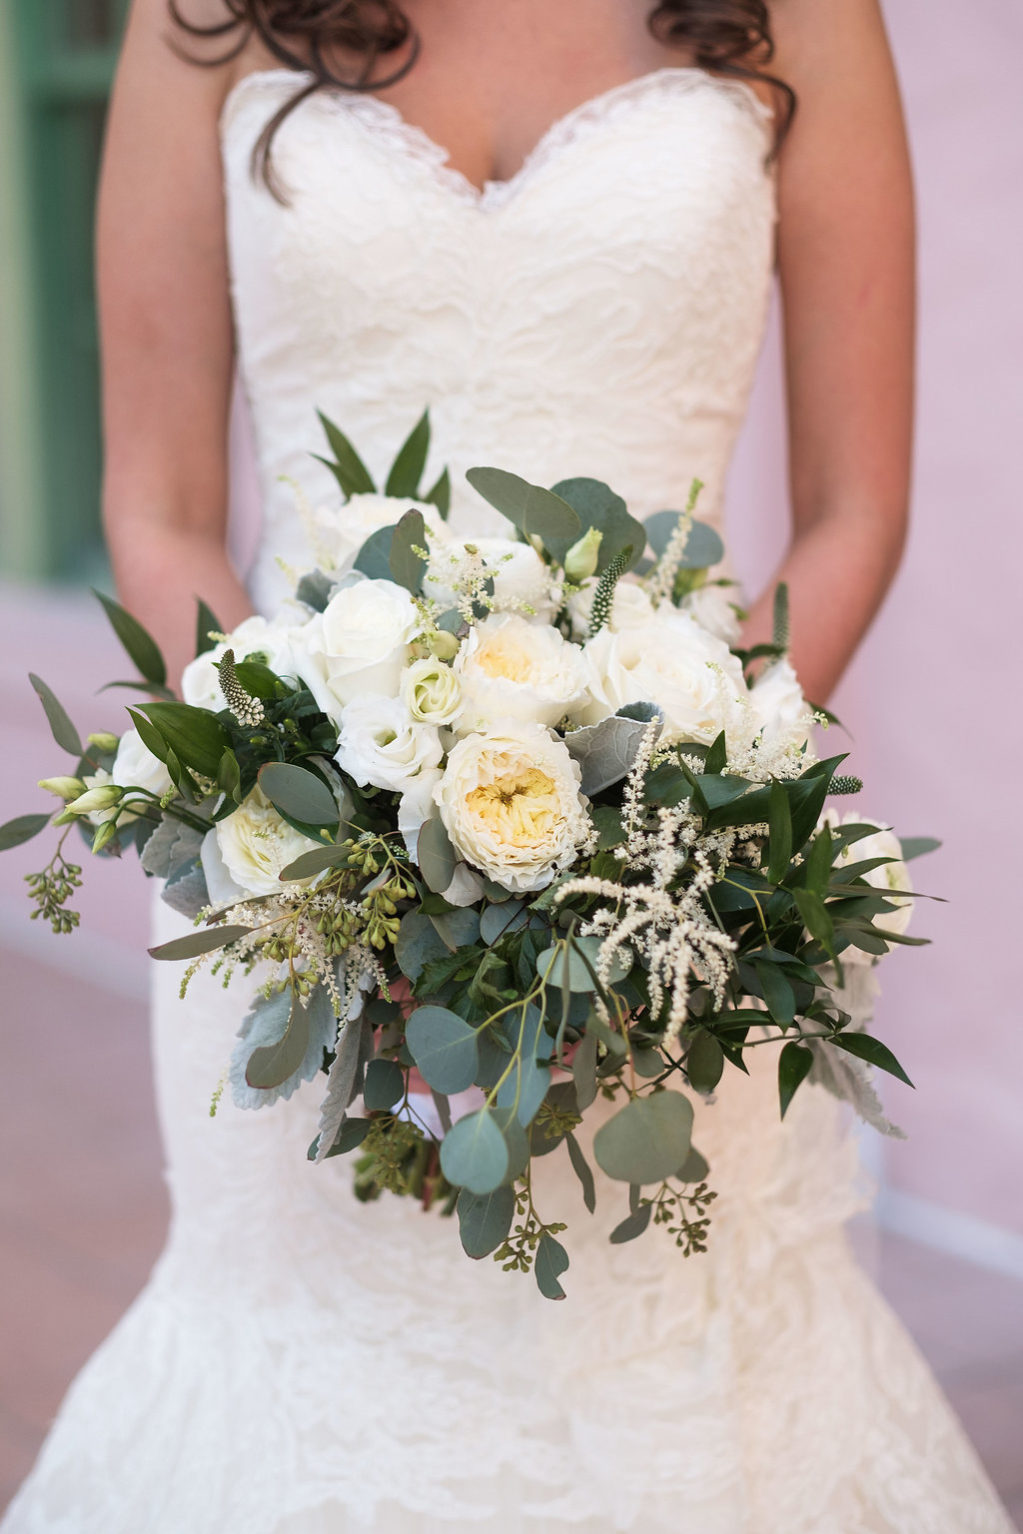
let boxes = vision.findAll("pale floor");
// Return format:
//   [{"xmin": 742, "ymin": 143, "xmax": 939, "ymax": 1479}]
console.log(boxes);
[{"xmin": 1, "ymin": 944, "xmax": 1020, "ymax": 1526}]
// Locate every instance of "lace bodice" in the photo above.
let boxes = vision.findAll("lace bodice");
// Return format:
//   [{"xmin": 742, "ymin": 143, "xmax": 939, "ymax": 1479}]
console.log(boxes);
[{"xmin": 221, "ymin": 67, "xmax": 777, "ymax": 609}]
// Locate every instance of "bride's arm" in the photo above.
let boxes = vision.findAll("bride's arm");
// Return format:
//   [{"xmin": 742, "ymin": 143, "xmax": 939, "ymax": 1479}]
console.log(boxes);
[
  {"xmin": 97, "ymin": 0, "xmax": 254, "ymax": 687},
  {"xmin": 742, "ymin": 0, "xmax": 915, "ymax": 704}
]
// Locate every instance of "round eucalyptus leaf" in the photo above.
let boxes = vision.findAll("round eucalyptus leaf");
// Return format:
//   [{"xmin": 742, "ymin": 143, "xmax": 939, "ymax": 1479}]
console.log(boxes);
[
  {"xmin": 685, "ymin": 1030, "xmax": 725, "ymax": 1094},
  {"xmin": 258, "ymin": 762, "xmax": 340, "ymax": 829},
  {"xmin": 362, "ymin": 1058, "xmax": 406, "ymax": 1111},
  {"xmin": 439, "ymin": 1108, "xmax": 509, "ymax": 1195},
  {"xmin": 456, "ymin": 1185, "xmax": 516, "ymax": 1259},
  {"xmin": 405, "ymin": 1005, "xmax": 480, "ymax": 1094},
  {"xmin": 534, "ymin": 1233, "xmax": 570, "ymax": 1300},
  {"xmin": 465, "ymin": 466, "xmax": 581, "ymax": 544},
  {"xmin": 593, "ymin": 1091, "xmax": 694, "ymax": 1185},
  {"xmin": 538, "ymin": 935, "xmax": 631, "ymax": 992},
  {"xmin": 416, "ymin": 816, "xmax": 457, "ymax": 894},
  {"xmin": 480, "ymin": 899, "xmax": 528, "ymax": 946},
  {"xmin": 677, "ymin": 1145, "xmax": 710, "ymax": 1184}
]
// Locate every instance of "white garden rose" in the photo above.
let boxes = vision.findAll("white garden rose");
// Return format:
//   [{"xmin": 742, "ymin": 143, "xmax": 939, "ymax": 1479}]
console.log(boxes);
[
  {"xmin": 749, "ymin": 657, "xmax": 814, "ymax": 754},
  {"xmin": 453, "ymin": 612, "xmax": 591, "ymax": 731},
  {"xmin": 435, "ymin": 721, "xmax": 590, "ymax": 893},
  {"xmin": 304, "ymin": 578, "xmax": 421, "ymax": 715},
  {"xmin": 335, "ymin": 694, "xmax": 442, "ymax": 794},
  {"xmin": 580, "ymin": 609, "xmax": 750, "ymax": 749},
  {"xmin": 306, "ymin": 493, "xmax": 446, "ymax": 573},
  {"xmin": 181, "ymin": 613, "xmax": 319, "ymax": 713},
  {"xmin": 110, "ymin": 728, "xmax": 173, "ymax": 805},
  {"xmin": 680, "ymin": 583, "xmax": 743, "ymax": 646},
  {"xmin": 823, "ymin": 811, "xmax": 915, "ymax": 936},
  {"xmin": 400, "ymin": 655, "xmax": 462, "ymax": 725},
  {"xmin": 565, "ymin": 575, "xmax": 654, "ymax": 641},
  {"xmin": 212, "ymin": 786, "xmax": 322, "ymax": 898},
  {"xmin": 426, "ymin": 536, "xmax": 557, "ymax": 621}
]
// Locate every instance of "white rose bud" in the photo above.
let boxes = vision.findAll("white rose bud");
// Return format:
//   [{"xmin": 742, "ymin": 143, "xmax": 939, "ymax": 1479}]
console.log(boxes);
[
  {"xmin": 400, "ymin": 656, "xmax": 462, "ymax": 725},
  {"xmin": 427, "ymin": 629, "xmax": 460, "ymax": 662},
  {"xmin": 87, "ymin": 732, "xmax": 120, "ymax": 754},
  {"xmin": 563, "ymin": 526, "xmax": 603, "ymax": 582},
  {"xmin": 38, "ymin": 776, "xmax": 86, "ymax": 801},
  {"xmin": 67, "ymin": 782, "xmax": 123, "ymax": 816},
  {"xmin": 91, "ymin": 820, "xmax": 120, "ymax": 854}
]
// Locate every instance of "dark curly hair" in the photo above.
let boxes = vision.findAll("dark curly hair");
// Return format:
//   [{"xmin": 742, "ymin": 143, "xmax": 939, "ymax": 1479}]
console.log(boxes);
[{"xmin": 170, "ymin": 1, "xmax": 794, "ymax": 190}]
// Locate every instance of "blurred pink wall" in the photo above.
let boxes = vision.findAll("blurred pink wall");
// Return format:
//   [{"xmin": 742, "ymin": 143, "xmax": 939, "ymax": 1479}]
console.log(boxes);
[{"xmin": 728, "ymin": 0, "xmax": 1023, "ymax": 1254}]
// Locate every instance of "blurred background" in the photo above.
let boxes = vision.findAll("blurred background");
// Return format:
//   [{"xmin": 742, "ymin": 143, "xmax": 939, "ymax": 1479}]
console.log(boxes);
[{"xmin": 0, "ymin": 0, "xmax": 1020, "ymax": 1520}]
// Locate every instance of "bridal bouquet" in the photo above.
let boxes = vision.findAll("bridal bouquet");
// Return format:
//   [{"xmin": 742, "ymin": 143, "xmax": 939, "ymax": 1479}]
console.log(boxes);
[{"xmin": 4, "ymin": 413, "xmax": 933, "ymax": 1298}]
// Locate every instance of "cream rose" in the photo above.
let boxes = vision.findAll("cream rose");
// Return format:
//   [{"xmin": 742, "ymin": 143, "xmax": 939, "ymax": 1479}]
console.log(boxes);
[
  {"xmin": 453, "ymin": 612, "xmax": 591, "ymax": 732},
  {"xmin": 580, "ymin": 609, "xmax": 750, "ymax": 749},
  {"xmin": 824, "ymin": 812, "xmax": 914, "ymax": 936},
  {"xmin": 680, "ymin": 582, "xmax": 743, "ymax": 646},
  {"xmin": 211, "ymin": 786, "xmax": 323, "ymax": 899},
  {"xmin": 181, "ymin": 613, "xmax": 320, "ymax": 713},
  {"xmin": 335, "ymin": 694, "xmax": 442, "ymax": 794},
  {"xmin": 435, "ymin": 721, "xmax": 590, "ymax": 893},
  {"xmin": 400, "ymin": 655, "xmax": 462, "ymax": 725},
  {"xmin": 565, "ymin": 575, "xmax": 655, "ymax": 641},
  {"xmin": 304, "ymin": 578, "xmax": 421, "ymax": 714},
  {"xmin": 749, "ymin": 658, "xmax": 814, "ymax": 754},
  {"xmin": 426, "ymin": 536, "xmax": 557, "ymax": 621}
]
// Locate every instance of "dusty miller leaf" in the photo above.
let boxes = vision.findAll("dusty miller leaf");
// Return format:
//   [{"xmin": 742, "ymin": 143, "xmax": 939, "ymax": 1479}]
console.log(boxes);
[
  {"xmin": 808, "ymin": 1038, "xmax": 906, "ymax": 1139},
  {"xmin": 313, "ymin": 1012, "xmax": 374, "ymax": 1162}
]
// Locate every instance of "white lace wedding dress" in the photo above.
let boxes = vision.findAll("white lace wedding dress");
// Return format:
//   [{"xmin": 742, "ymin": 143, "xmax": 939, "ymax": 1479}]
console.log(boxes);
[{"xmin": 4, "ymin": 67, "xmax": 1013, "ymax": 1534}]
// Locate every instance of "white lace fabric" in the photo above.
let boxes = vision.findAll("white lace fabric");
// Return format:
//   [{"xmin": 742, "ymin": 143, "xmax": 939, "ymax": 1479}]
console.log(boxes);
[{"xmin": 3, "ymin": 67, "xmax": 1013, "ymax": 1534}]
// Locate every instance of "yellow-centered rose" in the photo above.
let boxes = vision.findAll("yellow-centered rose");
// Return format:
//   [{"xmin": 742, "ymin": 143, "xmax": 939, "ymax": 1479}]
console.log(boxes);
[{"xmin": 435, "ymin": 721, "xmax": 590, "ymax": 893}]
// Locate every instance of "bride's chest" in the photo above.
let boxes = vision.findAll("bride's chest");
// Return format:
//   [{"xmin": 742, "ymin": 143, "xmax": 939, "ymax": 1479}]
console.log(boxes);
[{"xmin": 221, "ymin": 69, "xmax": 776, "ymax": 373}]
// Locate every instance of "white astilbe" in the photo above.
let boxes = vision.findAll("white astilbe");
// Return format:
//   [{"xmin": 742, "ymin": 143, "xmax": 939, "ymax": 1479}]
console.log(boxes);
[{"xmin": 556, "ymin": 719, "xmax": 738, "ymax": 1048}]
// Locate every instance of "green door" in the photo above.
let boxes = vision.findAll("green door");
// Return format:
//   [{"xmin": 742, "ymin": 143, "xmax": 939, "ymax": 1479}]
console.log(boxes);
[{"xmin": 1, "ymin": 0, "xmax": 128, "ymax": 581}]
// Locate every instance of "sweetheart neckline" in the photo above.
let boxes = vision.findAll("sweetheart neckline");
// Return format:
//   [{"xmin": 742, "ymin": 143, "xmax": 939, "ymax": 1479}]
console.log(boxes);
[{"xmin": 220, "ymin": 64, "xmax": 773, "ymax": 212}]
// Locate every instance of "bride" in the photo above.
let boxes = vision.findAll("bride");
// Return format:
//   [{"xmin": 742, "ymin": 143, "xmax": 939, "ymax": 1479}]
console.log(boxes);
[{"xmin": 3, "ymin": 1, "xmax": 1013, "ymax": 1530}]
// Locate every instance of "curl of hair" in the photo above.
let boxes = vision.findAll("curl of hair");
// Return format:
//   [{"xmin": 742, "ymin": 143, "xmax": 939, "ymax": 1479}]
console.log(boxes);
[{"xmin": 170, "ymin": 0, "xmax": 793, "ymax": 194}]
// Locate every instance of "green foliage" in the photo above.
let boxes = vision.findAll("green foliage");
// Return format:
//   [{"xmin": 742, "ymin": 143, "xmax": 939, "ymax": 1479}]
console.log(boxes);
[
  {"xmin": 258, "ymin": 762, "xmax": 340, "ymax": 831},
  {"xmin": 457, "ymin": 1185, "xmax": 516, "ymax": 1258},
  {"xmin": 416, "ymin": 815, "xmax": 456, "ymax": 893},
  {"xmin": 587, "ymin": 545, "xmax": 633, "ymax": 637},
  {"xmin": 440, "ymin": 1108, "xmax": 510, "ymax": 1195},
  {"xmin": 385, "ymin": 409, "xmax": 431, "ymax": 498},
  {"xmin": 148, "ymin": 923, "xmax": 251, "ymax": 961},
  {"xmin": 406, "ymin": 1006, "xmax": 480, "ymax": 1094},
  {"xmin": 29, "ymin": 675, "xmax": 82, "ymax": 757},
  {"xmin": 141, "ymin": 702, "xmax": 230, "ymax": 781},
  {"xmin": 465, "ymin": 466, "xmax": 581, "ymax": 546},
  {"xmin": 194, "ymin": 599, "xmax": 222, "ymax": 657},
  {"xmin": 315, "ymin": 411, "xmax": 376, "ymax": 498},
  {"xmin": 94, "ymin": 591, "xmax": 167, "ymax": 689},
  {"xmin": 778, "ymin": 1041, "xmax": 813, "ymax": 1117},
  {"xmin": 1, "ymin": 812, "xmax": 52, "ymax": 852},
  {"xmin": 593, "ymin": 1092, "xmax": 694, "ymax": 1185},
  {"xmin": 388, "ymin": 508, "xmax": 428, "ymax": 593},
  {"xmin": 550, "ymin": 477, "xmax": 646, "ymax": 572}
]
